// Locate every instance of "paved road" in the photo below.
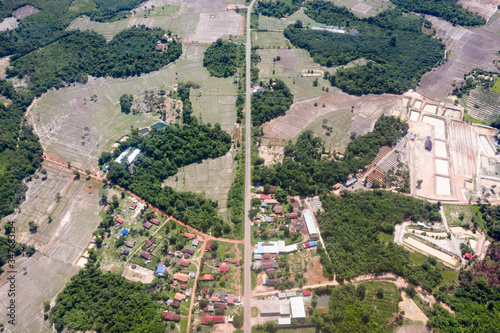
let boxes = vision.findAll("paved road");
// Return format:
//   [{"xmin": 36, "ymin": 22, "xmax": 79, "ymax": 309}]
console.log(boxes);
[{"xmin": 244, "ymin": 1, "xmax": 257, "ymax": 332}]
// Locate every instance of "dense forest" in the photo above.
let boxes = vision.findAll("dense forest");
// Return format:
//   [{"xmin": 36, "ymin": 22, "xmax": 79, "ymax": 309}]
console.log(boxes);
[
  {"xmin": 391, "ymin": 0, "xmax": 486, "ymax": 27},
  {"xmin": 253, "ymin": 115, "xmax": 408, "ymax": 195},
  {"xmin": 203, "ymin": 39, "xmax": 245, "ymax": 78},
  {"xmin": 7, "ymin": 26, "xmax": 182, "ymax": 96},
  {"xmin": 50, "ymin": 265, "xmax": 166, "ymax": 332},
  {"xmin": 102, "ymin": 83, "xmax": 233, "ymax": 235},
  {"xmin": 0, "ymin": 0, "xmax": 146, "ymax": 59},
  {"xmin": 284, "ymin": 3, "xmax": 444, "ymax": 95},
  {"xmin": 0, "ymin": 80, "xmax": 43, "ymax": 220},
  {"xmin": 428, "ymin": 243, "xmax": 500, "ymax": 332},
  {"xmin": 479, "ymin": 204, "xmax": 500, "ymax": 241},
  {"xmin": 318, "ymin": 191, "xmax": 443, "ymax": 289},
  {"xmin": 251, "ymin": 79, "xmax": 294, "ymax": 125},
  {"xmin": 256, "ymin": 0, "xmax": 304, "ymax": 18}
]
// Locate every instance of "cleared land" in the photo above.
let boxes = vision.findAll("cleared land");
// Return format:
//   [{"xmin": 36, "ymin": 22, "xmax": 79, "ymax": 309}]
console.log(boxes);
[
  {"xmin": 0, "ymin": 161, "xmax": 103, "ymax": 333},
  {"xmin": 417, "ymin": 15, "xmax": 500, "ymax": 99},
  {"xmin": 404, "ymin": 237, "xmax": 458, "ymax": 266},
  {"xmin": 262, "ymin": 90, "xmax": 398, "ymax": 150},
  {"xmin": 332, "ymin": 0, "xmax": 394, "ymax": 17},
  {"xmin": 457, "ymin": 0, "xmax": 500, "ymax": 21},
  {"xmin": 163, "ymin": 148, "xmax": 237, "ymax": 219},
  {"xmin": 29, "ymin": 43, "xmax": 238, "ymax": 171}
]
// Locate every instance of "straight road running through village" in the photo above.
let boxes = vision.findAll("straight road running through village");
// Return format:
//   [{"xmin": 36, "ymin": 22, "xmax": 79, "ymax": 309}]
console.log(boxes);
[{"xmin": 244, "ymin": 1, "xmax": 257, "ymax": 331}]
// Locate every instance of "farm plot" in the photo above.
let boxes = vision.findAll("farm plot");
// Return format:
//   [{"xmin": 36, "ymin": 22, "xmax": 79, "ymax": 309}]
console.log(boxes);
[
  {"xmin": 262, "ymin": 90, "xmax": 398, "ymax": 150},
  {"xmin": 331, "ymin": 0, "xmax": 394, "ymax": 18},
  {"xmin": 417, "ymin": 15, "xmax": 500, "ymax": 99},
  {"xmin": 252, "ymin": 31, "xmax": 290, "ymax": 49},
  {"xmin": 257, "ymin": 8, "xmax": 320, "ymax": 31},
  {"xmin": 163, "ymin": 149, "xmax": 237, "ymax": 219},
  {"xmin": 457, "ymin": 0, "xmax": 500, "ymax": 21},
  {"xmin": 256, "ymin": 48, "xmax": 331, "ymax": 102},
  {"xmin": 0, "ymin": 161, "xmax": 103, "ymax": 333},
  {"xmin": 29, "ymin": 43, "xmax": 238, "ymax": 171},
  {"xmin": 67, "ymin": 16, "xmax": 131, "ymax": 41}
]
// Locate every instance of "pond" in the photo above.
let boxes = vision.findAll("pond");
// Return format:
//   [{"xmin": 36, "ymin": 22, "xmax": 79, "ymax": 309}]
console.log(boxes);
[{"xmin": 316, "ymin": 294, "xmax": 330, "ymax": 309}]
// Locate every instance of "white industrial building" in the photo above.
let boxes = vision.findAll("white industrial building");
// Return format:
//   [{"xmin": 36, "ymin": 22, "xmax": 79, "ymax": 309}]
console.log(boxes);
[
  {"xmin": 290, "ymin": 297, "xmax": 306, "ymax": 319},
  {"xmin": 303, "ymin": 210, "xmax": 318, "ymax": 238},
  {"xmin": 115, "ymin": 147, "xmax": 130, "ymax": 164},
  {"xmin": 126, "ymin": 148, "xmax": 141, "ymax": 165}
]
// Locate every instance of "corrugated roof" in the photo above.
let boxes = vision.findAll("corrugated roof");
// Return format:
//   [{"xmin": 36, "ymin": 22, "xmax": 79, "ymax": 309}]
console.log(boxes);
[
  {"xmin": 290, "ymin": 297, "xmax": 306, "ymax": 319},
  {"xmin": 303, "ymin": 210, "xmax": 318, "ymax": 236}
]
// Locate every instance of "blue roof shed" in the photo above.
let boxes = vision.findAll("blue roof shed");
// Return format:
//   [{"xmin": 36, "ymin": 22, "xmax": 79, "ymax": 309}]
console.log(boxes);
[
  {"xmin": 156, "ymin": 265, "xmax": 165, "ymax": 276},
  {"xmin": 121, "ymin": 229, "xmax": 128, "ymax": 236},
  {"xmin": 308, "ymin": 241, "xmax": 317, "ymax": 247}
]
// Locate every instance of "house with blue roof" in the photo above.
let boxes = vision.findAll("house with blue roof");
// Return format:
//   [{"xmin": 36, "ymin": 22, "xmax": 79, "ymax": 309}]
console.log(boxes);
[
  {"xmin": 121, "ymin": 229, "xmax": 128, "ymax": 236},
  {"xmin": 156, "ymin": 265, "xmax": 166, "ymax": 277}
]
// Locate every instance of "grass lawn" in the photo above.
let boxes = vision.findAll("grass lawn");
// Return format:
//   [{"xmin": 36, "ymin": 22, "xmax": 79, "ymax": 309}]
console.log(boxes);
[
  {"xmin": 362, "ymin": 281, "xmax": 400, "ymax": 327},
  {"xmin": 492, "ymin": 77, "xmax": 500, "ymax": 94},
  {"xmin": 410, "ymin": 251, "xmax": 428, "ymax": 266},
  {"xmin": 251, "ymin": 271, "xmax": 257, "ymax": 290},
  {"xmin": 443, "ymin": 204, "xmax": 483, "ymax": 227},
  {"xmin": 251, "ymin": 307, "xmax": 259, "ymax": 317},
  {"xmin": 252, "ymin": 31, "xmax": 290, "ymax": 49},
  {"xmin": 439, "ymin": 268, "xmax": 458, "ymax": 287},
  {"xmin": 379, "ymin": 231, "xmax": 394, "ymax": 244}
]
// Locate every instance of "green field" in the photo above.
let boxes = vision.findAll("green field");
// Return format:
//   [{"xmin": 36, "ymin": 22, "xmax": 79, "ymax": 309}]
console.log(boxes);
[
  {"xmin": 410, "ymin": 251, "xmax": 428, "ymax": 266},
  {"xmin": 331, "ymin": 0, "xmax": 394, "ymax": 18},
  {"xmin": 443, "ymin": 204, "xmax": 482, "ymax": 227},
  {"xmin": 362, "ymin": 281, "xmax": 400, "ymax": 326},
  {"xmin": 300, "ymin": 108, "xmax": 352, "ymax": 151},
  {"xmin": 492, "ymin": 77, "xmax": 500, "ymax": 93},
  {"xmin": 256, "ymin": 48, "xmax": 333, "ymax": 102},
  {"xmin": 252, "ymin": 31, "xmax": 290, "ymax": 48},
  {"xmin": 257, "ymin": 9, "xmax": 320, "ymax": 31}
]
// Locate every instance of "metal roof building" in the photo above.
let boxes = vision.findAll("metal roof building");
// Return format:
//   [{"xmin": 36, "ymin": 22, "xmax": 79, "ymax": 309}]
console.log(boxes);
[
  {"xmin": 278, "ymin": 318, "xmax": 291, "ymax": 325},
  {"xmin": 290, "ymin": 297, "xmax": 306, "ymax": 319},
  {"xmin": 303, "ymin": 210, "xmax": 318, "ymax": 237},
  {"xmin": 126, "ymin": 148, "xmax": 141, "ymax": 165},
  {"xmin": 280, "ymin": 303, "xmax": 290, "ymax": 316}
]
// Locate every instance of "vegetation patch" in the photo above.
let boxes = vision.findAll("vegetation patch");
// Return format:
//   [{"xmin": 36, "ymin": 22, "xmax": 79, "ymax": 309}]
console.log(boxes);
[
  {"xmin": 284, "ymin": 3, "xmax": 444, "ymax": 95},
  {"xmin": 49, "ymin": 264, "xmax": 166, "ymax": 332},
  {"xmin": 203, "ymin": 39, "xmax": 245, "ymax": 78},
  {"xmin": 318, "ymin": 190, "xmax": 446, "ymax": 291},
  {"xmin": 103, "ymin": 83, "xmax": 232, "ymax": 235},
  {"xmin": 8, "ymin": 26, "xmax": 182, "ymax": 96},
  {"xmin": 391, "ymin": 0, "xmax": 485, "ymax": 27},
  {"xmin": 251, "ymin": 78, "xmax": 294, "ymax": 125},
  {"xmin": 0, "ymin": 80, "xmax": 42, "ymax": 220},
  {"xmin": 253, "ymin": 115, "xmax": 408, "ymax": 196},
  {"xmin": 256, "ymin": 0, "xmax": 304, "ymax": 19}
]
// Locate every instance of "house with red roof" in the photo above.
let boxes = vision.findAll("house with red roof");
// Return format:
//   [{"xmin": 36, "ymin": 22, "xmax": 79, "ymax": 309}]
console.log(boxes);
[
  {"xmin": 145, "ymin": 237, "xmax": 156, "ymax": 248},
  {"xmin": 200, "ymin": 274, "xmax": 214, "ymax": 281},
  {"xmin": 206, "ymin": 240, "xmax": 212, "ymax": 251},
  {"xmin": 143, "ymin": 222, "xmax": 153, "ymax": 229},
  {"xmin": 179, "ymin": 260, "xmax": 190, "ymax": 267},
  {"xmin": 115, "ymin": 216, "xmax": 124, "ymax": 223},
  {"xmin": 140, "ymin": 251, "xmax": 151, "ymax": 260},
  {"xmin": 173, "ymin": 272, "xmax": 189, "ymax": 282},
  {"xmin": 219, "ymin": 265, "xmax": 229, "ymax": 272},
  {"xmin": 164, "ymin": 312, "xmax": 180, "ymax": 321},
  {"xmin": 129, "ymin": 202, "xmax": 137, "ymax": 210},
  {"xmin": 464, "ymin": 253, "xmax": 474, "ymax": 260},
  {"xmin": 183, "ymin": 232, "xmax": 196, "ymax": 239},
  {"xmin": 303, "ymin": 290, "xmax": 312, "ymax": 296},
  {"xmin": 150, "ymin": 218, "xmax": 160, "ymax": 225},
  {"xmin": 201, "ymin": 314, "xmax": 225, "ymax": 325}
]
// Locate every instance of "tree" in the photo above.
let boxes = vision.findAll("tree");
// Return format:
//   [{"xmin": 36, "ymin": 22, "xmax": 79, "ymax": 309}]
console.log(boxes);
[
  {"xmin": 376, "ymin": 288, "xmax": 384, "ymax": 299},
  {"xmin": 47, "ymin": 215, "xmax": 52, "ymax": 223},
  {"xmin": 313, "ymin": 78, "xmax": 319, "ymax": 87},
  {"xmin": 95, "ymin": 237, "xmax": 103, "ymax": 248},
  {"xmin": 120, "ymin": 94, "xmax": 134, "ymax": 114},
  {"xmin": 28, "ymin": 221, "xmax": 38, "ymax": 232},
  {"xmin": 55, "ymin": 192, "xmax": 61, "ymax": 202},
  {"xmin": 73, "ymin": 170, "xmax": 80, "ymax": 179},
  {"xmin": 356, "ymin": 284, "xmax": 366, "ymax": 300},
  {"xmin": 43, "ymin": 301, "xmax": 51, "ymax": 312},
  {"xmin": 371, "ymin": 179, "xmax": 381, "ymax": 189},
  {"xmin": 417, "ymin": 179, "xmax": 423, "ymax": 188},
  {"xmin": 111, "ymin": 195, "xmax": 119, "ymax": 209},
  {"xmin": 233, "ymin": 314, "xmax": 243, "ymax": 328},
  {"xmin": 219, "ymin": 277, "xmax": 226, "ymax": 287}
]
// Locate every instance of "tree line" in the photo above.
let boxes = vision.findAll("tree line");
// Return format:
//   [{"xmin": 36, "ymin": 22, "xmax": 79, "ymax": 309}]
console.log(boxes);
[
  {"xmin": 102, "ymin": 83, "xmax": 233, "ymax": 236},
  {"xmin": 256, "ymin": 0, "xmax": 304, "ymax": 19},
  {"xmin": 391, "ymin": 0, "xmax": 485, "ymax": 27},
  {"xmin": 203, "ymin": 39, "xmax": 245, "ymax": 78},
  {"xmin": 253, "ymin": 115, "xmax": 408, "ymax": 196},
  {"xmin": 283, "ymin": 3, "xmax": 444, "ymax": 95},
  {"xmin": 7, "ymin": 26, "xmax": 182, "ymax": 97},
  {"xmin": 0, "ymin": 80, "xmax": 43, "ymax": 220}
]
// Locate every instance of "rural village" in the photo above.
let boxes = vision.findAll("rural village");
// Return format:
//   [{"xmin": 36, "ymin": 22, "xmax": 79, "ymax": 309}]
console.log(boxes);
[{"xmin": 1, "ymin": 0, "xmax": 500, "ymax": 333}]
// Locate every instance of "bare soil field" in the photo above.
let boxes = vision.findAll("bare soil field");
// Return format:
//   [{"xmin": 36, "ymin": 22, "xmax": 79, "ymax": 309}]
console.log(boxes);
[
  {"xmin": 123, "ymin": 264, "xmax": 155, "ymax": 284},
  {"xmin": 457, "ymin": 0, "xmax": 500, "ymax": 20},
  {"xmin": 304, "ymin": 257, "xmax": 330, "ymax": 285},
  {"xmin": 0, "ymin": 161, "xmax": 102, "ymax": 333},
  {"xmin": 404, "ymin": 237, "xmax": 459, "ymax": 266},
  {"xmin": 262, "ymin": 90, "xmax": 398, "ymax": 150},
  {"xmin": 399, "ymin": 291, "xmax": 429, "ymax": 323},
  {"xmin": 0, "ymin": 5, "xmax": 40, "ymax": 31},
  {"xmin": 163, "ymin": 148, "xmax": 236, "ymax": 218},
  {"xmin": 29, "ymin": 43, "xmax": 237, "ymax": 171},
  {"xmin": 417, "ymin": 15, "xmax": 500, "ymax": 99}
]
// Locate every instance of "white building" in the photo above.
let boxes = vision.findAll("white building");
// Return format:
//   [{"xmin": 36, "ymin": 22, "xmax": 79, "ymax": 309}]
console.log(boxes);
[
  {"xmin": 303, "ymin": 210, "xmax": 318, "ymax": 238},
  {"xmin": 290, "ymin": 297, "xmax": 306, "ymax": 319},
  {"xmin": 126, "ymin": 148, "xmax": 141, "ymax": 165},
  {"xmin": 115, "ymin": 147, "xmax": 130, "ymax": 164}
]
